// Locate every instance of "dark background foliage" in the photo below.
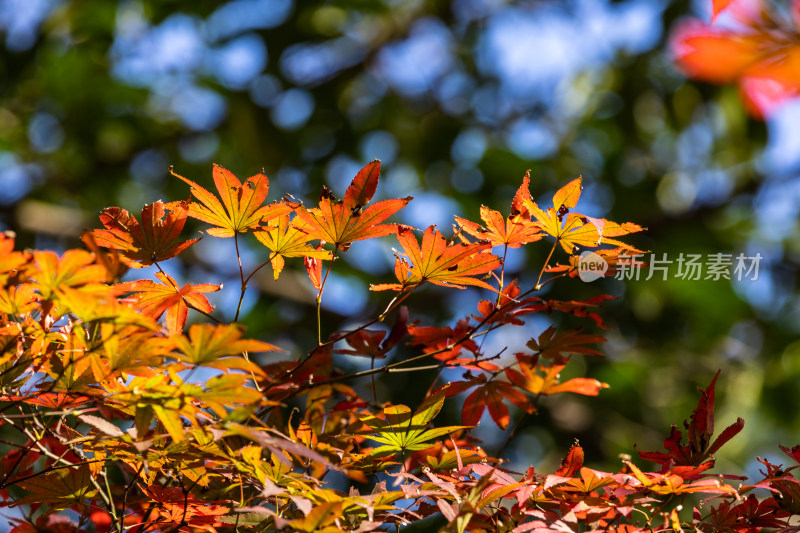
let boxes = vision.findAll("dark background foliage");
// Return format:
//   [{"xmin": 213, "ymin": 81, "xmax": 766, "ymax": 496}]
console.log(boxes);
[{"xmin": 1, "ymin": 0, "xmax": 798, "ymax": 479}]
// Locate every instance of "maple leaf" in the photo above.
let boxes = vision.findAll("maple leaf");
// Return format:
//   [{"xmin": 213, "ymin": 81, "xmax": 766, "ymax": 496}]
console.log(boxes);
[
  {"xmin": 88, "ymin": 200, "xmax": 199, "ymax": 267},
  {"xmin": 505, "ymin": 356, "xmax": 608, "ymax": 397},
  {"xmin": 172, "ymin": 164, "xmax": 291, "ymax": 237},
  {"xmin": 446, "ymin": 373, "xmax": 533, "ymax": 429},
  {"xmin": 454, "ymin": 174, "xmax": 541, "ymax": 248},
  {"xmin": 332, "ymin": 329, "xmax": 390, "ymax": 359},
  {"xmin": 141, "ymin": 485, "xmax": 229, "ymax": 531},
  {"xmin": 555, "ymin": 443, "xmax": 585, "ymax": 477},
  {"xmin": 117, "ymin": 272, "xmax": 221, "ymax": 334},
  {"xmin": 625, "ymin": 460, "xmax": 738, "ymax": 496},
  {"xmin": 370, "ymin": 226, "xmax": 502, "ymax": 292},
  {"xmin": 407, "ymin": 318, "xmax": 480, "ymax": 362},
  {"xmin": 89, "ymin": 324, "xmax": 173, "ymax": 380},
  {"xmin": 304, "ymin": 254, "xmax": 324, "ymax": 290},
  {"xmin": 709, "ymin": 495, "xmax": 791, "ymax": 532},
  {"xmin": 0, "ymin": 283, "xmax": 38, "ymax": 316},
  {"xmin": 254, "ymin": 213, "xmax": 333, "ymax": 280},
  {"xmin": 81, "ymin": 231, "xmax": 129, "ymax": 282},
  {"xmin": 31, "ymin": 250, "xmax": 107, "ymax": 300},
  {"xmin": 0, "ymin": 231, "xmax": 29, "ymax": 281},
  {"xmin": 522, "ymin": 177, "xmax": 644, "ymax": 254},
  {"xmin": 519, "ymin": 295, "xmax": 617, "ymax": 329},
  {"xmin": 636, "ymin": 371, "xmax": 744, "ymax": 471},
  {"xmin": 289, "ymin": 160, "xmax": 411, "ymax": 250},
  {"xmin": 15, "ymin": 463, "xmax": 97, "ymax": 510},
  {"xmin": 526, "ymin": 326, "xmax": 606, "ymax": 360},
  {"xmin": 357, "ymin": 386, "xmax": 470, "ymax": 458},
  {"xmin": 671, "ymin": 0, "xmax": 800, "ymax": 118},
  {"xmin": 172, "ymin": 323, "xmax": 277, "ymax": 373}
]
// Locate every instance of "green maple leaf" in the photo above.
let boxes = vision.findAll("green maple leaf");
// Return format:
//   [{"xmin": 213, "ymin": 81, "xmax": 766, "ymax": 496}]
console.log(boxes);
[{"xmin": 357, "ymin": 385, "xmax": 470, "ymax": 457}]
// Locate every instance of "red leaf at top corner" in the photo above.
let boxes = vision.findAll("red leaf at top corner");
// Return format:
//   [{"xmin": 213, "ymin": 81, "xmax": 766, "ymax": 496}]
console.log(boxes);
[
  {"xmin": 712, "ymin": 0, "xmax": 734, "ymax": 21},
  {"xmin": 88, "ymin": 200, "xmax": 199, "ymax": 268},
  {"xmin": 671, "ymin": 0, "xmax": 800, "ymax": 118}
]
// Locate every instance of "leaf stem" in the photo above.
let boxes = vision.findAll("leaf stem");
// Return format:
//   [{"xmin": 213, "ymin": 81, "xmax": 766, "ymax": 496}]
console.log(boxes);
[
  {"xmin": 315, "ymin": 246, "xmax": 338, "ymax": 345},
  {"xmin": 535, "ymin": 240, "xmax": 559, "ymax": 289}
]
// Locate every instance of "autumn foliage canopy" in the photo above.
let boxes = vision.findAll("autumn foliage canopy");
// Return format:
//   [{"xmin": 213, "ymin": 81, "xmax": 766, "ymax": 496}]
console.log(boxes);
[
  {"xmin": 0, "ymin": 156, "xmax": 798, "ymax": 533},
  {"xmin": 1, "ymin": 0, "xmax": 799, "ymax": 530}
]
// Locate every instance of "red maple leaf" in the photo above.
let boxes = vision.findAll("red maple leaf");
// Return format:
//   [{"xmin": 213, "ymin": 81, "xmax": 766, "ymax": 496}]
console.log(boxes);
[
  {"xmin": 88, "ymin": 200, "xmax": 199, "ymax": 267},
  {"xmin": 672, "ymin": 0, "xmax": 800, "ymax": 118},
  {"xmin": 446, "ymin": 373, "xmax": 533, "ymax": 429}
]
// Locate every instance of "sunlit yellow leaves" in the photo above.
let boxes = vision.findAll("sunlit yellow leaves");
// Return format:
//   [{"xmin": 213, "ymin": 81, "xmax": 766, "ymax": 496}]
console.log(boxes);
[
  {"xmin": 0, "ymin": 283, "xmax": 37, "ymax": 316},
  {"xmin": 171, "ymin": 323, "xmax": 277, "ymax": 374},
  {"xmin": 31, "ymin": 250, "xmax": 107, "ymax": 301},
  {"xmin": 254, "ymin": 213, "xmax": 333, "ymax": 280},
  {"xmin": 357, "ymin": 386, "xmax": 470, "ymax": 457},
  {"xmin": 521, "ymin": 176, "xmax": 644, "ymax": 254}
]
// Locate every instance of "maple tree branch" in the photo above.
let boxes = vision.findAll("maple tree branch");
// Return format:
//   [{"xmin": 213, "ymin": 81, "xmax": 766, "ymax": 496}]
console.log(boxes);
[
  {"xmin": 315, "ymin": 287, "xmax": 413, "ymax": 350},
  {"xmin": 120, "ymin": 463, "xmax": 145, "ymax": 533}
]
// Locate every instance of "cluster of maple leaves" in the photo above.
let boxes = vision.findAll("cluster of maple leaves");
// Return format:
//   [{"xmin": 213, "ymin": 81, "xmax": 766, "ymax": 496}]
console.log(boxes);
[{"xmin": 0, "ymin": 155, "xmax": 798, "ymax": 533}]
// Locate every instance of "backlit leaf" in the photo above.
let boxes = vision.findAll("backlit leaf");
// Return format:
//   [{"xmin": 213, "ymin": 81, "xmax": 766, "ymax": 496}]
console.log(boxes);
[
  {"xmin": 88, "ymin": 200, "xmax": 199, "ymax": 267},
  {"xmin": 371, "ymin": 226, "xmax": 501, "ymax": 292},
  {"xmin": 117, "ymin": 272, "xmax": 220, "ymax": 334},
  {"xmin": 172, "ymin": 164, "xmax": 290, "ymax": 237},
  {"xmin": 290, "ymin": 160, "xmax": 411, "ymax": 250}
]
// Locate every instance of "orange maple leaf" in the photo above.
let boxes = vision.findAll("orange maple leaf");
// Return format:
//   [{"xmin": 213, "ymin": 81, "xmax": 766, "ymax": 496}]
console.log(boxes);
[
  {"xmin": 81, "ymin": 231, "xmax": 129, "ymax": 282},
  {"xmin": 505, "ymin": 356, "xmax": 608, "ymax": 397},
  {"xmin": 32, "ymin": 250, "xmax": 107, "ymax": 300},
  {"xmin": 0, "ymin": 231, "xmax": 28, "ymax": 279},
  {"xmin": 172, "ymin": 164, "xmax": 290, "ymax": 237},
  {"xmin": 290, "ymin": 160, "xmax": 411, "ymax": 250},
  {"xmin": 370, "ymin": 226, "xmax": 502, "ymax": 292},
  {"xmin": 88, "ymin": 200, "xmax": 199, "ymax": 267},
  {"xmin": 672, "ymin": 0, "xmax": 800, "ymax": 118},
  {"xmin": 455, "ymin": 173, "xmax": 542, "ymax": 248},
  {"xmin": 117, "ymin": 272, "xmax": 220, "ymax": 333}
]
